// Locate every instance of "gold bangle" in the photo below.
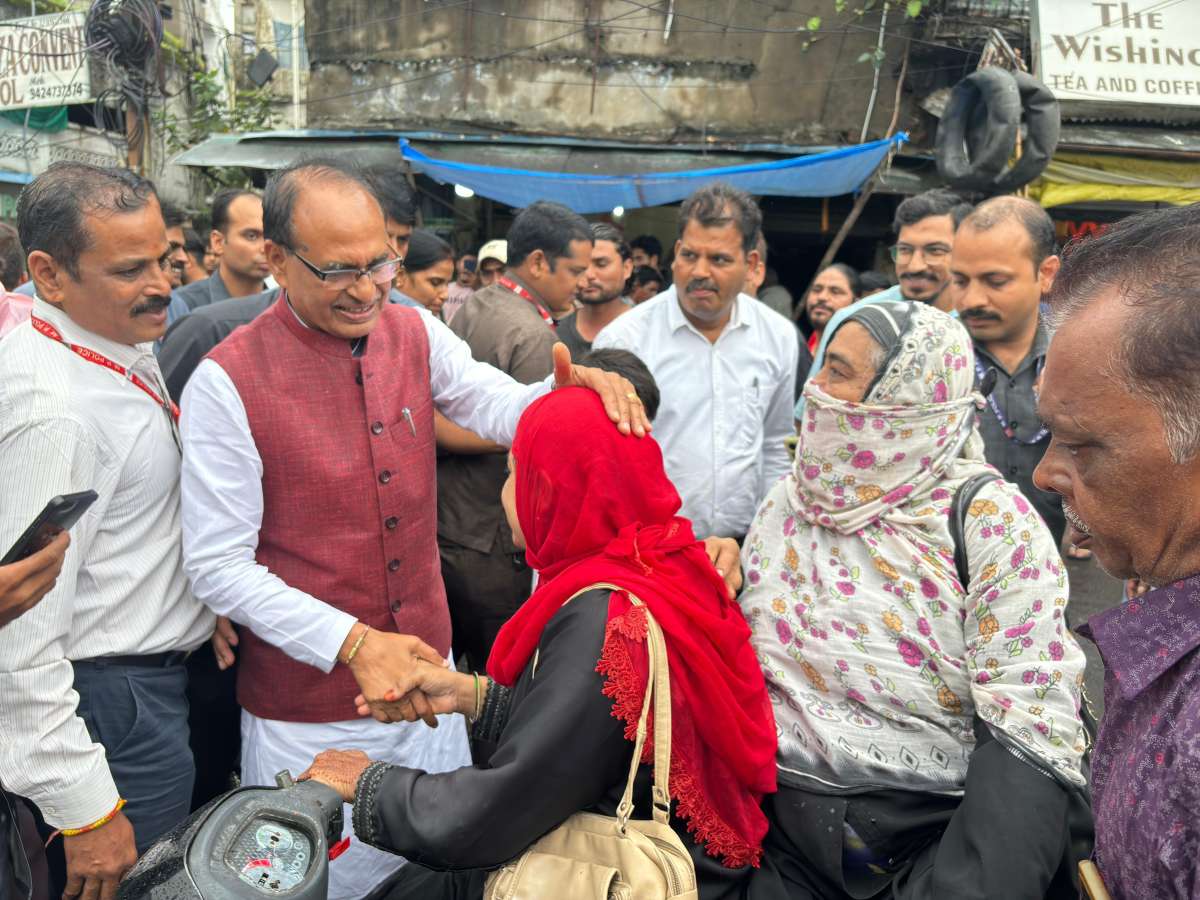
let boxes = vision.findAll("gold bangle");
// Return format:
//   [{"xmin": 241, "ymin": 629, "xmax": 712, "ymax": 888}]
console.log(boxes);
[
  {"xmin": 55, "ymin": 798, "xmax": 126, "ymax": 839},
  {"xmin": 343, "ymin": 625, "xmax": 369, "ymax": 666},
  {"xmin": 470, "ymin": 672, "xmax": 482, "ymax": 723}
]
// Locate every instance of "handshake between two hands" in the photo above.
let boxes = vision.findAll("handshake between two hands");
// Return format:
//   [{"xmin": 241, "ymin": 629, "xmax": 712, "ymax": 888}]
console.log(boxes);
[
  {"xmin": 212, "ymin": 617, "xmax": 475, "ymax": 725},
  {"xmin": 338, "ymin": 535, "xmax": 744, "ymax": 726},
  {"xmin": 292, "ymin": 635, "xmax": 471, "ymax": 804},
  {"xmin": 347, "ymin": 631, "xmax": 470, "ymax": 727}
]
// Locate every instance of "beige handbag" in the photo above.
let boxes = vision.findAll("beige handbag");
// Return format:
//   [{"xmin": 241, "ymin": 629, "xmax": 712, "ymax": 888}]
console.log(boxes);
[{"xmin": 484, "ymin": 585, "xmax": 699, "ymax": 900}]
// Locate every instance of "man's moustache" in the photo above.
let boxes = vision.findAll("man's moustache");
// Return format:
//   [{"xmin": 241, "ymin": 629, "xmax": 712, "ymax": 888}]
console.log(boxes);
[
  {"xmin": 131, "ymin": 296, "xmax": 170, "ymax": 316},
  {"xmin": 960, "ymin": 310, "xmax": 1001, "ymax": 322},
  {"xmin": 687, "ymin": 279, "xmax": 718, "ymax": 293}
]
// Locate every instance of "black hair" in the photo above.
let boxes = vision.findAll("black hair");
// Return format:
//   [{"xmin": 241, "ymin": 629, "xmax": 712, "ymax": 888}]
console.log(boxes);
[
  {"xmin": 1049, "ymin": 202, "xmax": 1200, "ymax": 463},
  {"xmin": 960, "ymin": 195, "xmax": 1058, "ymax": 267},
  {"xmin": 858, "ymin": 270, "xmax": 894, "ymax": 293},
  {"xmin": 576, "ymin": 348, "xmax": 661, "ymax": 421},
  {"xmin": 160, "ymin": 200, "xmax": 188, "ymax": 230},
  {"xmin": 404, "ymin": 229, "xmax": 454, "ymax": 273},
  {"xmin": 361, "ymin": 164, "xmax": 416, "ymax": 227},
  {"xmin": 892, "ymin": 188, "xmax": 973, "ymax": 235},
  {"xmin": 677, "ymin": 182, "xmax": 762, "ymax": 255},
  {"xmin": 506, "ymin": 200, "xmax": 593, "ymax": 270},
  {"xmin": 263, "ymin": 157, "xmax": 378, "ymax": 249},
  {"xmin": 17, "ymin": 162, "xmax": 157, "ymax": 279},
  {"xmin": 183, "ymin": 227, "xmax": 206, "ymax": 264},
  {"xmin": 591, "ymin": 222, "xmax": 630, "ymax": 260},
  {"xmin": 817, "ymin": 262, "xmax": 862, "ymax": 297},
  {"xmin": 211, "ymin": 187, "xmax": 259, "ymax": 235},
  {"xmin": 630, "ymin": 233, "xmax": 662, "ymax": 260},
  {"xmin": 0, "ymin": 222, "xmax": 23, "ymax": 290},
  {"xmin": 631, "ymin": 265, "xmax": 663, "ymax": 288}
]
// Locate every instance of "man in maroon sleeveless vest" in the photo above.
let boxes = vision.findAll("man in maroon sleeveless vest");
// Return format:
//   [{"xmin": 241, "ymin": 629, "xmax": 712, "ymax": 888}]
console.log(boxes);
[{"xmin": 177, "ymin": 159, "xmax": 649, "ymax": 898}]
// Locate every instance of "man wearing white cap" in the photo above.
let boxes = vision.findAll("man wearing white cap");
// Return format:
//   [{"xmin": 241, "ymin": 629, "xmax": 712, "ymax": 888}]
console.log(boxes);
[{"xmin": 475, "ymin": 239, "xmax": 506, "ymax": 289}]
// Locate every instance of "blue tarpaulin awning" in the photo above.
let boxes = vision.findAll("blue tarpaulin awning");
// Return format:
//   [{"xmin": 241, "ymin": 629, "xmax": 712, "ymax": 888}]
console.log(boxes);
[{"xmin": 399, "ymin": 134, "xmax": 906, "ymax": 213}]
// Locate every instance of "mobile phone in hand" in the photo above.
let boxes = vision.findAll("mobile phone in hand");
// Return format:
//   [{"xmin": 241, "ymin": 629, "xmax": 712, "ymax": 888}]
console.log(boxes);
[{"xmin": 1, "ymin": 491, "xmax": 98, "ymax": 566}]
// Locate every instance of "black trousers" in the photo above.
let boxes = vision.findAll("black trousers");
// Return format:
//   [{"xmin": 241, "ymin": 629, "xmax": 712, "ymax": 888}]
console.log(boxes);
[
  {"xmin": 185, "ymin": 643, "xmax": 241, "ymax": 810},
  {"xmin": 439, "ymin": 537, "xmax": 532, "ymax": 675}
]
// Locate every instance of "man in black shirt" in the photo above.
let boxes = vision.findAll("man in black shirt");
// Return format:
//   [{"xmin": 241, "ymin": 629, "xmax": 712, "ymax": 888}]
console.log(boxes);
[
  {"xmin": 951, "ymin": 196, "xmax": 1066, "ymax": 547},
  {"xmin": 555, "ymin": 223, "xmax": 632, "ymax": 360}
]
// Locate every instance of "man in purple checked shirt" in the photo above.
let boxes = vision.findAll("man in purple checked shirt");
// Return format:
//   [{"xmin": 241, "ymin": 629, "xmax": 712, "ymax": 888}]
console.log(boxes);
[{"xmin": 1034, "ymin": 202, "xmax": 1200, "ymax": 900}]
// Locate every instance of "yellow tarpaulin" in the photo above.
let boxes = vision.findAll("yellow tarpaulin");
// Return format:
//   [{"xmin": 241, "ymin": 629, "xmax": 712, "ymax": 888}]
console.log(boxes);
[{"xmin": 1027, "ymin": 151, "xmax": 1200, "ymax": 208}]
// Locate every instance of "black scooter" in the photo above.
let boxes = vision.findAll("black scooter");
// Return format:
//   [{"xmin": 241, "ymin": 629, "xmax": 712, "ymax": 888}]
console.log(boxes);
[{"xmin": 118, "ymin": 772, "xmax": 345, "ymax": 899}]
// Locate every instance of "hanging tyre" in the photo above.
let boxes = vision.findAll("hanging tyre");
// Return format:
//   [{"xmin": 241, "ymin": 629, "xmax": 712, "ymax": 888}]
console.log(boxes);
[
  {"xmin": 935, "ymin": 67, "xmax": 1021, "ymax": 192},
  {"xmin": 936, "ymin": 68, "xmax": 1060, "ymax": 194},
  {"xmin": 990, "ymin": 71, "xmax": 1060, "ymax": 193}
]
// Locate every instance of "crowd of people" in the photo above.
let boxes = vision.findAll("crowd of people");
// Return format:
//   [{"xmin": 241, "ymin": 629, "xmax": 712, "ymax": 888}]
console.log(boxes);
[{"xmin": 0, "ymin": 156, "xmax": 1197, "ymax": 900}]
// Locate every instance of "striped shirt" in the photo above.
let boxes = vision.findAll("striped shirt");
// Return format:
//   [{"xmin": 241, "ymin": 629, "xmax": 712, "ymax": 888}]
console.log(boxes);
[{"xmin": 0, "ymin": 299, "xmax": 213, "ymax": 830}]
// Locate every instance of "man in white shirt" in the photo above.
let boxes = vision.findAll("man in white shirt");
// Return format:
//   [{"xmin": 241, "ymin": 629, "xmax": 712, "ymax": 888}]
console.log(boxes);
[
  {"xmin": 0, "ymin": 163, "xmax": 216, "ymax": 899},
  {"xmin": 594, "ymin": 183, "xmax": 798, "ymax": 539}
]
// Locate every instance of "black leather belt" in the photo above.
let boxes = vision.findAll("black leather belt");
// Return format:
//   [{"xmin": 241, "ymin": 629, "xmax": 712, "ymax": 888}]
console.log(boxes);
[{"xmin": 73, "ymin": 651, "xmax": 189, "ymax": 669}]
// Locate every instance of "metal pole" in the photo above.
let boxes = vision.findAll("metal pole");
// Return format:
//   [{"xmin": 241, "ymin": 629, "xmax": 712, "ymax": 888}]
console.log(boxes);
[{"xmin": 290, "ymin": 0, "xmax": 302, "ymax": 128}]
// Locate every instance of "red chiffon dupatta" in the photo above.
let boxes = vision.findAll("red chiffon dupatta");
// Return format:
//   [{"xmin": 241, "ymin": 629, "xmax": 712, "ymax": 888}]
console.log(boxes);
[{"xmin": 487, "ymin": 388, "xmax": 777, "ymax": 868}]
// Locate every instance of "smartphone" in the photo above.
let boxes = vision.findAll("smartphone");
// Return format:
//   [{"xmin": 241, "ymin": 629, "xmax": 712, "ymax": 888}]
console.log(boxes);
[{"xmin": 1, "ymin": 490, "xmax": 98, "ymax": 566}]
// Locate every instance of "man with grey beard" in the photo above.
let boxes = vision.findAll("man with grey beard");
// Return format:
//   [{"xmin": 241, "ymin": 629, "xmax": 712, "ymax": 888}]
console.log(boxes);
[{"xmin": 1033, "ymin": 202, "xmax": 1200, "ymax": 900}]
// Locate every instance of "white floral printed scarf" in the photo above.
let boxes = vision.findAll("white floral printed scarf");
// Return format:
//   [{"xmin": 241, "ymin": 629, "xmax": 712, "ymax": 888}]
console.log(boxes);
[{"xmin": 742, "ymin": 303, "xmax": 1087, "ymax": 793}]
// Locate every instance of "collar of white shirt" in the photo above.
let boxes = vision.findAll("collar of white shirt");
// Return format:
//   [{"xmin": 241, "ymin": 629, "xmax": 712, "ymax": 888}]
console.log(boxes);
[
  {"xmin": 32, "ymin": 297, "xmax": 158, "ymax": 373},
  {"xmin": 664, "ymin": 284, "xmax": 751, "ymax": 339}
]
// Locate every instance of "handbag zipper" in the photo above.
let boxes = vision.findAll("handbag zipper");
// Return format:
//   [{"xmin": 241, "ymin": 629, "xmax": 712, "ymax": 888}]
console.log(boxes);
[{"xmin": 647, "ymin": 835, "xmax": 689, "ymax": 894}]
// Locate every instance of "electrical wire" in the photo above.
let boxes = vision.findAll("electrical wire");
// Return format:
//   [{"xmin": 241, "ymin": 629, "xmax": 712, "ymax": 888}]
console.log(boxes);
[{"xmin": 83, "ymin": 0, "xmax": 163, "ymax": 155}]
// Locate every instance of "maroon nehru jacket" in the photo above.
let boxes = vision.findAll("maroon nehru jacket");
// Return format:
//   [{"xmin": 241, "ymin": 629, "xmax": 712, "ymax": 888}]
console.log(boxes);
[{"xmin": 207, "ymin": 298, "xmax": 448, "ymax": 723}]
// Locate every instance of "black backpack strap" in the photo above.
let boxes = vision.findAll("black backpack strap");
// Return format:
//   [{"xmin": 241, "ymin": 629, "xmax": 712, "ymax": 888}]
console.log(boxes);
[{"xmin": 950, "ymin": 472, "xmax": 1002, "ymax": 591}]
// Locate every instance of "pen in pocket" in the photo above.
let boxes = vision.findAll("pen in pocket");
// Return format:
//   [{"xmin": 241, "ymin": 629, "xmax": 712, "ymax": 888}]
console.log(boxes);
[{"xmin": 401, "ymin": 407, "xmax": 416, "ymax": 436}]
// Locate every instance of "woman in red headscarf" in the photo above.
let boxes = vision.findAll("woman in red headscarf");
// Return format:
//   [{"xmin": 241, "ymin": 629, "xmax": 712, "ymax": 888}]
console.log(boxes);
[{"xmin": 302, "ymin": 387, "xmax": 783, "ymax": 900}]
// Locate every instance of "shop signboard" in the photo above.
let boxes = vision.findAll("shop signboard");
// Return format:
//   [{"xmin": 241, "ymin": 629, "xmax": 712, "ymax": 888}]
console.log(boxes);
[
  {"xmin": 0, "ymin": 12, "xmax": 93, "ymax": 112},
  {"xmin": 1033, "ymin": 1, "xmax": 1200, "ymax": 109}
]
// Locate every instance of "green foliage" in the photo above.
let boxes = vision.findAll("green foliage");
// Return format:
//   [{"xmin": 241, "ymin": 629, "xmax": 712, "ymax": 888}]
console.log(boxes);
[
  {"xmin": 156, "ymin": 65, "xmax": 276, "ymax": 189},
  {"xmin": 158, "ymin": 67, "xmax": 276, "ymax": 152},
  {"xmin": 806, "ymin": 1, "xmax": 925, "ymax": 62}
]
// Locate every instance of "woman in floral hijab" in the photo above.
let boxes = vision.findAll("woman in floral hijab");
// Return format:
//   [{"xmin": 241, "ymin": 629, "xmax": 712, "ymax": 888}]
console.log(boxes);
[{"xmin": 740, "ymin": 301, "xmax": 1090, "ymax": 899}]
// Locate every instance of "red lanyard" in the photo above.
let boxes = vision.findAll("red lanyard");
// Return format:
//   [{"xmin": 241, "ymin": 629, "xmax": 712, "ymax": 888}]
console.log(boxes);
[
  {"xmin": 498, "ymin": 276, "xmax": 556, "ymax": 331},
  {"xmin": 31, "ymin": 315, "xmax": 180, "ymax": 422}
]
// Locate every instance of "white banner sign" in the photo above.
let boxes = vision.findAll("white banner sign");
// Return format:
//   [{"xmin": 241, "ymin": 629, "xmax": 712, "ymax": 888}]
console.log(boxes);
[
  {"xmin": 1034, "ymin": 1, "xmax": 1200, "ymax": 108},
  {"xmin": 0, "ymin": 12, "xmax": 93, "ymax": 112}
]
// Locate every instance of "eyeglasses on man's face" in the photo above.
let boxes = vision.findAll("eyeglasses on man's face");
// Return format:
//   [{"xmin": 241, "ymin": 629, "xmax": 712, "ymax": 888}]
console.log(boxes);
[
  {"xmin": 889, "ymin": 243, "xmax": 951, "ymax": 263},
  {"xmin": 289, "ymin": 248, "xmax": 404, "ymax": 291}
]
